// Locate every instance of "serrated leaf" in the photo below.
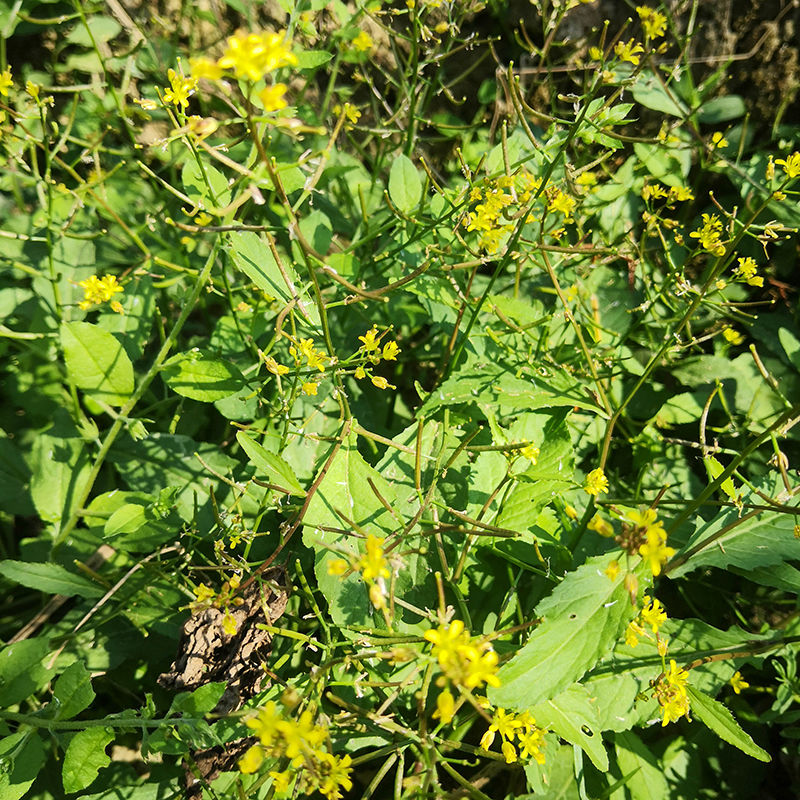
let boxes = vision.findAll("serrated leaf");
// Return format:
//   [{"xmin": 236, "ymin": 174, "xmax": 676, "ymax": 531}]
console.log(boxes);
[
  {"xmin": 388, "ymin": 154, "xmax": 422, "ymax": 214},
  {"xmin": 527, "ymin": 684, "xmax": 608, "ymax": 771},
  {"xmin": 62, "ymin": 727, "xmax": 114, "ymax": 793},
  {"xmin": 0, "ymin": 638, "xmax": 56, "ymax": 706},
  {"xmin": 61, "ymin": 321, "xmax": 134, "ymax": 406},
  {"xmin": 162, "ymin": 350, "xmax": 245, "ymax": 402},
  {"xmin": 53, "ymin": 661, "xmax": 95, "ymax": 720},
  {"xmin": 489, "ymin": 554, "xmax": 639, "ymax": 707},
  {"xmin": 236, "ymin": 432, "xmax": 305, "ymax": 496},
  {"xmin": 687, "ymin": 685, "xmax": 770, "ymax": 762},
  {"xmin": 0, "ymin": 561, "xmax": 103, "ymax": 599}
]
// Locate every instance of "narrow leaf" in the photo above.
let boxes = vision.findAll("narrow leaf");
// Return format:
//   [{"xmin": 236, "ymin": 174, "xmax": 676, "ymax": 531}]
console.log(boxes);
[
  {"xmin": 236, "ymin": 432, "xmax": 305, "ymax": 496},
  {"xmin": 0, "ymin": 560, "xmax": 103, "ymax": 598}
]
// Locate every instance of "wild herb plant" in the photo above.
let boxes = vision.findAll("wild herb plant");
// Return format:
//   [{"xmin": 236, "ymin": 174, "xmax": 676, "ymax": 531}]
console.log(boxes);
[{"xmin": 1, "ymin": 0, "xmax": 800, "ymax": 798}]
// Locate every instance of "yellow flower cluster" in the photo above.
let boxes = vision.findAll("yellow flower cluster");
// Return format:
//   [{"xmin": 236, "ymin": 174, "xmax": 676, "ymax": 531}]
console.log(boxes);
[
  {"xmin": 162, "ymin": 67, "xmax": 197, "ymax": 110},
  {"xmin": 78, "ymin": 274, "xmax": 124, "ymax": 313},
  {"xmin": 584, "ymin": 467, "xmax": 609, "ymax": 496},
  {"xmin": 627, "ymin": 508, "xmax": 675, "ymax": 576},
  {"xmin": 353, "ymin": 326, "xmax": 400, "ymax": 389},
  {"xmin": 480, "ymin": 707, "xmax": 547, "ymax": 765},
  {"xmin": 191, "ymin": 574, "xmax": 242, "ymax": 636},
  {"xmin": 239, "ymin": 701, "xmax": 352, "ymax": 800},
  {"xmin": 689, "ymin": 213, "xmax": 726, "ymax": 256},
  {"xmin": 614, "ymin": 39, "xmax": 645, "ymax": 66},
  {"xmin": 424, "ymin": 620, "xmax": 500, "ymax": 724},
  {"xmin": 636, "ymin": 6, "xmax": 667, "ymax": 39},
  {"xmin": 653, "ymin": 659, "xmax": 691, "ymax": 726},
  {"xmin": 625, "ymin": 594, "xmax": 668, "ymax": 648},
  {"xmin": 327, "ymin": 534, "xmax": 392, "ymax": 610},
  {"xmin": 641, "ymin": 183, "xmax": 694, "ymax": 204}
]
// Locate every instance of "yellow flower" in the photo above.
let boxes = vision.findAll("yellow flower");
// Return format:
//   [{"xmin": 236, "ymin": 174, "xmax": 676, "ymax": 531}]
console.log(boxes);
[
  {"xmin": 269, "ymin": 770, "xmax": 292, "ymax": 793},
  {"xmin": 547, "ymin": 188, "xmax": 576, "ymax": 218},
  {"xmin": 722, "ymin": 326, "xmax": 744, "ymax": 345},
  {"xmin": 614, "ymin": 39, "xmax": 645, "ymax": 65},
  {"xmin": 334, "ymin": 102, "xmax": 361, "ymax": 124},
  {"xmin": 730, "ymin": 671, "xmax": 749, "ymax": 694},
  {"xmin": 520, "ymin": 444, "xmax": 540, "ymax": 464},
  {"xmin": 711, "ymin": 131, "xmax": 729, "ymax": 149},
  {"xmin": 640, "ymin": 595, "xmax": 667, "ymax": 633},
  {"xmin": 433, "ymin": 688, "xmax": 455, "ymax": 723},
  {"xmin": 425, "ymin": 620, "xmax": 470, "ymax": 667},
  {"xmin": 221, "ymin": 610, "xmax": 237, "ymax": 636},
  {"xmin": 584, "ymin": 468, "xmax": 609, "ymax": 496},
  {"xmin": 501, "ymin": 740, "xmax": 518, "ymax": 763},
  {"xmin": 639, "ymin": 525, "xmax": 675, "ymax": 577},
  {"xmin": 78, "ymin": 274, "xmax": 124, "ymax": 310},
  {"xmin": 351, "ymin": 30, "xmax": 374, "ymax": 52},
  {"xmin": 317, "ymin": 753, "xmax": 352, "ymax": 800},
  {"xmin": 264, "ymin": 355, "xmax": 290, "ymax": 375},
  {"xmin": 302, "ymin": 381, "xmax": 319, "ymax": 396},
  {"xmin": 625, "ymin": 620, "xmax": 644, "ymax": 647},
  {"xmin": 358, "ymin": 326, "xmax": 380, "ymax": 352},
  {"xmin": 354, "ymin": 365, "xmax": 366, "ymax": 379},
  {"xmin": 0, "ymin": 67, "xmax": 12, "ymax": 96},
  {"xmin": 589, "ymin": 46, "xmax": 604, "ymax": 61},
  {"xmin": 734, "ymin": 256, "xmax": 763, "ymax": 287},
  {"xmin": 327, "ymin": 558, "xmax": 349, "ymax": 576},
  {"xmin": 238, "ymin": 744, "xmax": 264, "ymax": 773},
  {"xmin": 775, "ymin": 152, "xmax": 800, "ymax": 179},
  {"xmin": 689, "ymin": 213, "xmax": 726, "ymax": 256},
  {"xmin": 636, "ymin": 6, "xmax": 667, "ymax": 39},
  {"xmin": 193, "ymin": 583, "xmax": 216, "ymax": 604},
  {"xmin": 217, "ymin": 30, "xmax": 297, "ymax": 82},
  {"xmin": 382, "ymin": 340, "xmax": 400, "ymax": 361},
  {"xmin": 189, "ymin": 57, "xmax": 223, "ymax": 81},
  {"xmin": 163, "ymin": 68, "xmax": 198, "ymax": 110},
  {"xmin": 588, "ymin": 515, "xmax": 614, "ymax": 537},
  {"xmin": 259, "ymin": 83, "xmax": 288, "ymax": 112},
  {"xmin": 371, "ymin": 375, "xmax": 396, "ymax": 390},
  {"xmin": 655, "ymin": 659, "xmax": 690, "ymax": 726},
  {"xmin": 604, "ymin": 560, "xmax": 620, "ymax": 581},
  {"xmin": 358, "ymin": 534, "xmax": 391, "ymax": 581}
]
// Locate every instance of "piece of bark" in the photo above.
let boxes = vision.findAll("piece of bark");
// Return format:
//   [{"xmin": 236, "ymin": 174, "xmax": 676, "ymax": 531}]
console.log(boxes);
[{"xmin": 184, "ymin": 738, "xmax": 257, "ymax": 800}]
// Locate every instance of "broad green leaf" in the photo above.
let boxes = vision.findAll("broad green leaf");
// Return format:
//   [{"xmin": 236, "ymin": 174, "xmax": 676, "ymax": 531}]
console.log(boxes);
[
  {"xmin": 295, "ymin": 50, "xmax": 333, "ymax": 69},
  {"xmin": 634, "ymin": 142, "xmax": 689, "ymax": 187},
  {"xmin": 182, "ymin": 158, "xmax": 232, "ymax": 210},
  {"xmin": 614, "ymin": 730, "xmax": 670, "ymax": 800},
  {"xmin": 527, "ymin": 684, "xmax": 608, "ymax": 771},
  {"xmin": 697, "ymin": 96, "xmax": 746, "ymax": 124},
  {"xmin": 686, "ymin": 685, "xmax": 769, "ymax": 762},
  {"xmin": 489, "ymin": 554, "xmax": 640, "ymax": 708},
  {"xmin": 778, "ymin": 327, "xmax": 800, "ymax": 372},
  {"xmin": 53, "ymin": 661, "xmax": 94, "ymax": 719},
  {"xmin": 236, "ymin": 431, "xmax": 305, "ymax": 496},
  {"xmin": 65, "ymin": 15, "xmax": 121, "ymax": 45},
  {"xmin": 0, "ymin": 560, "xmax": 102, "ymax": 598},
  {"xmin": 0, "ymin": 638, "xmax": 56, "ymax": 706},
  {"xmin": 61, "ymin": 321, "xmax": 134, "ymax": 406},
  {"xmin": 228, "ymin": 231, "xmax": 315, "ymax": 321},
  {"xmin": 62, "ymin": 727, "xmax": 113, "ymax": 793},
  {"xmin": 0, "ymin": 437, "xmax": 33, "ymax": 515},
  {"xmin": 168, "ymin": 682, "xmax": 226, "ymax": 716},
  {"xmin": 298, "ymin": 209, "xmax": 332, "ymax": 254},
  {"xmin": 31, "ymin": 237, "xmax": 95, "ymax": 323},
  {"xmin": 162, "ymin": 350, "xmax": 245, "ymax": 402},
  {"xmin": 524, "ymin": 744, "xmax": 580, "ymax": 799},
  {"xmin": 0, "ymin": 731, "xmax": 45, "ymax": 800},
  {"xmin": 388, "ymin": 154, "xmax": 423, "ymax": 214},
  {"xmin": 632, "ymin": 72, "xmax": 688, "ymax": 117}
]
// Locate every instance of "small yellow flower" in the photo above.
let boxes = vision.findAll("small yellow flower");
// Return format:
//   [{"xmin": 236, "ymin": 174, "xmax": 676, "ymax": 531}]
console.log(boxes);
[
  {"xmin": 614, "ymin": 39, "xmax": 645, "ymax": 66},
  {"xmin": 433, "ymin": 688, "xmax": 455, "ymax": 723},
  {"xmin": 78, "ymin": 274, "xmax": 124, "ymax": 310},
  {"xmin": 0, "ymin": 67, "xmax": 12, "ymax": 97},
  {"xmin": 371, "ymin": 375, "xmax": 395, "ymax": 390},
  {"xmin": 163, "ymin": 67, "xmax": 198, "ymax": 110},
  {"xmin": 625, "ymin": 620, "xmax": 645, "ymax": 647},
  {"xmin": 604, "ymin": 560, "xmax": 620, "ymax": 581},
  {"xmin": 221, "ymin": 610, "xmax": 237, "ymax": 636},
  {"xmin": 520, "ymin": 444, "xmax": 540, "ymax": 464},
  {"xmin": 351, "ymin": 30, "xmax": 374, "ymax": 52},
  {"xmin": 636, "ymin": 6, "xmax": 667, "ymax": 39},
  {"xmin": 358, "ymin": 534, "xmax": 390, "ymax": 581},
  {"xmin": 722, "ymin": 326, "xmax": 744, "ymax": 345},
  {"xmin": 730, "ymin": 671, "xmax": 749, "ymax": 694},
  {"xmin": 334, "ymin": 102, "xmax": 361, "ymax": 125},
  {"xmin": 302, "ymin": 381, "xmax": 319, "ymax": 396},
  {"xmin": 640, "ymin": 595, "xmax": 667, "ymax": 633},
  {"xmin": 217, "ymin": 30, "xmax": 297, "ymax": 82},
  {"xmin": 711, "ymin": 131, "xmax": 729, "ymax": 149},
  {"xmin": 358, "ymin": 326, "xmax": 380, "ymax": 352},
  {"xmin": 238, "ymin": 744, "xmax": 264, "ymax": 774},
  {"xmin": 354, "ymin": 365, "xmax": 366, "ymax": 379},
  {"xmin": 589, "ymin": 46, "xmax": 604, "ymax": 61},
  {"xmin": 259, "ymin": 83, "xmax": 288, "ymax": 112},
  {"xmin": 25, "ymin": 81, "xmax": 40, "ymax": 101},
  {"xmin": 189, "ymin": 57, "xmax": 223, "ymax": 81},
  {"xmin": 501, "ymin": 740, "xmax": 518, "ymax": 763},
  {"xmin": 264, "ymin": 355, "xmax": 290, "ymax": 376},
  {"xmin": 588, "ymin": 515, "xmax": 614, "ymax": 537},
  {"xmin": 775, "ymin": 152, "xmax": 800, "ymax": 179},
  {"xmin": 269, "ymin": 770, "xmax": 292, "ymax": 794},
  {"xmin": 327, "ymin": 558, "xmax": 349, "ymax": 576},
  {"xmin": 382, "ymin": 340, "xmax": 400, "ymax": 361},
  {"xmin": 584, "ymin": 468, "xmax": 609, "ymax": 496}
]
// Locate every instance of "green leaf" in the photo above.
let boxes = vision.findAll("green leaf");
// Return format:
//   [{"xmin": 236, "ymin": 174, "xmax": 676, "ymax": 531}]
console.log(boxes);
[
  {"xmin": 613, "ymin": 730, "xmax": 670, "ymax": 800},
  {"xmin": 527, "ymin": 684, "xmax": 608, "ymax": 771},
  {"xmin": 236, "ymin": 432, "xmax": 305, "ymax": 496},
  {"xmin": 697, "ymin": 96, "xmax": 746, "ymax": 124},
  {"xmin": 0, "ymin": 638, "xmax": 56, "ymax": 706},
  {"xmin": 162, "ymin": 350, "xmax": 245, "ymax": 402},
  {"xmin": 388, "ymin": 154, "xmax": 423, "ymax": 214},
  {"xmin": 0, "ymin": 437, "xmax": 33, "ymax": 515},
  {"xmin": 182, "ymin": 158, "xmax": 232, "ymax": 210},
  {"xmin": 168, "ymin": 682, "xmax": 227, "ymax": 716},
  {"xmin": 295, "ymin": 50, "xmax": 333, "ymax": 69},
  {"xmin": 61, "ymin": 321, "xmax": 134, "ymax": 406},
  {"xmin": 686, "ymin": 685, "xmax": 770, "ymax": 762},
  {"xmin": 489, "ymin": 554, "xmax": 640, "ymax": 708},
  {"xmin": 62, "ymin": 727, "xmax": 113, "ymax": 793},
  {"xmin": 0, "ymin": 560, "xmax": 103, "ymax": 598},
  {"xmin": 632, "ymin": 72, "xmax": 688, "ymax": 117},
  {"xmin": 53, "ymin": 661, "xmax": 95, "ymax": 719},
  {"xmin": 0, "ymin": 731, "xmax": 45, "ymax": 800},
  {"xmin": 703, "ymin": 456, "xmax": 737, "ymax": 501},
  {"xmin": 634, "ymin": 142, "xmax": 690, "ymax": 187}
]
